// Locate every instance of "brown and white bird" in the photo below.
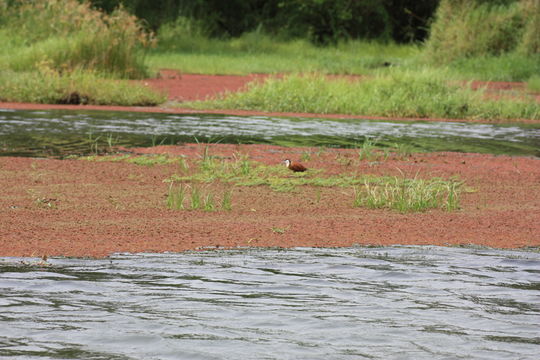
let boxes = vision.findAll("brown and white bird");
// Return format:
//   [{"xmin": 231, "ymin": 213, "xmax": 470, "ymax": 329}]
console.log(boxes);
[{"xmin": 284, "ymin": 159, "xmax": 307, "ymax": 172}]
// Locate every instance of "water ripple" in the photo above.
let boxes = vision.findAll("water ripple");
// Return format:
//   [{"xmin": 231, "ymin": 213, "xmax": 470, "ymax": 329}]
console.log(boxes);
[{"xmin": 1, "ymin": 246, "xmax": 539, "ymax": 359}]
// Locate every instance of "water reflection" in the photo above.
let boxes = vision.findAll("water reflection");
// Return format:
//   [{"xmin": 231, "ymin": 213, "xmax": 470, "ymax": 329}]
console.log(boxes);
[{"xmin": 1, "ymin": 246, "xmax": 539, "ymax": 359}]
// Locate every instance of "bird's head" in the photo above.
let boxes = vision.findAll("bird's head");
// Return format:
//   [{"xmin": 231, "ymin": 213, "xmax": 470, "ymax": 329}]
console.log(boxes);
[{"xmin": 283, "ymin": 159, "xmax": 291, "ymax": 167}]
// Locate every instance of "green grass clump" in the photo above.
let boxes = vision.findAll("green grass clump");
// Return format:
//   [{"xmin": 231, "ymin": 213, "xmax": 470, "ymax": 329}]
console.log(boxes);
[
  {"xmin": 167, "ymin": 183, "xmax": 186, "ymax": 210},
  {"xmin": 353, "ymin": 176, "xmax": 461, "ymax": 212},
  {"xmin": 527, "ymin": 75, "xmax": 540, "ymax": 92},
  {"xmin": 166, "ymin": 183, "xmax": 231, "ymax": 211},
  {"xmin": 0, "ymin": 68, "xmax": 165, "ymax": 106},
  {"xmin": 1, "ymin": 0, "xmax": 153, "ymax": 79},
  {"xmin": 424, "ymin": 0, "xmax": 532, "ymax": 64},
  {"xmin": 190, "ymin": 72, "xmax": 539, "ymax": 121}
]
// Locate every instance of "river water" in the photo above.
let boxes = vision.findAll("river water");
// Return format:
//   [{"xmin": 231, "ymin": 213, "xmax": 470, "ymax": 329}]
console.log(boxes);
[
  {"xmin": 1, "ymin": 246, "xmax": 539, "ymax": 359},
  {"xmin": 1, "ymin": 109, "xmax": 539, "ymax": 157}
]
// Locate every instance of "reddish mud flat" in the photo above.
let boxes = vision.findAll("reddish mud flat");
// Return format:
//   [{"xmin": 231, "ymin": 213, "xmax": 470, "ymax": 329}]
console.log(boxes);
[{"xmin": 1, "ymin": 143, "xmax": 539, "ymax": 258}]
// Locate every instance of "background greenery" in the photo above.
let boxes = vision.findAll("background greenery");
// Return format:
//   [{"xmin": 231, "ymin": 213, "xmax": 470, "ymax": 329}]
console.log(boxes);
[{"xmin": 0, "ymin": 0, "xmax": 538, "ymax": 117}]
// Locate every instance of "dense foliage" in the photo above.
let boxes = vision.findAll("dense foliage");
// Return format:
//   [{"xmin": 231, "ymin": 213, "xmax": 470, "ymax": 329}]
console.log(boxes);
[
  {"xmin": 90, "ymin": 0, "xmax": 440, "ymax": 44},
  {"xmin": 424, "ymin": 0, "xmax": 539, "ymax": 62}
]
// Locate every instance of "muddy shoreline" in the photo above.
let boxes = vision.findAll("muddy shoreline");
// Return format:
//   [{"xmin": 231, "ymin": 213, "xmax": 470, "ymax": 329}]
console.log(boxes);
[
  {"xmin": 1, "ymin": 144, "xmax": 539, "ymax": 258},
  {"xmin": 1, "ymin": 72, "xmax": 539, "ymax": 258}
]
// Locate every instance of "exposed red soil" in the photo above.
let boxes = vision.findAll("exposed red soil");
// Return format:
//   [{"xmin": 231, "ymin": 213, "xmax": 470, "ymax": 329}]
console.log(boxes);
[
  {"xmin": 1, "ymin": 143, "xmax": 539, "ymax": 258},
  {"xmin": 1, "ymin": 72, "xmax": 539, "ymax": 258}
]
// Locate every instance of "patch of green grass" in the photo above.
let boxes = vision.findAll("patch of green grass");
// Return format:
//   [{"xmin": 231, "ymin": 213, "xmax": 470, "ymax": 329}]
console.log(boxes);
[
  {"xmin": 353, "ymin": 176, "xmax": 461, "ymax": 212},
  {"xmin": 86, "ymin": 149, "xmax": 462, "ymax": 213},
  {"xmin": 527, "ymin": 75, "xmax": 540, "ymax": 93},
  {"xmin": 0, "ymin": 68, "xmax": 165, "ymax": 106},
  {"xmin": 189, "ymin": 72, "xmax": 539, "ymax": 121},
  {"xmin": 167, "ymin": 183, "xmax": 186, "ymax": 210},
  {"xmin": 0, "ymin": 0, "xmax": 153, "ymax": 79},
  {"xmin": 271, "ymin": 226, "xmax": 289, "ymax": 234},
  {"xmin": 149, "ymin": 35, "xmax": 419, "ymax": 75},
  {"xmin": 221, "ymin": 188, "xmax": 233, "ymax": 211},
  {"xmin": 81, "ymin": 154, "xmax": 178, "ymax": 165},
  {"xmin": 447, "ymin": 53, "xmax": 540, "ymax": 82},
  {"xmin": 126, "ymin": 154, "xmax": 173, "ymax": 166},
  {"xmin": 189, "ymin": 185, "xmax": 202, "ymax": 210}
]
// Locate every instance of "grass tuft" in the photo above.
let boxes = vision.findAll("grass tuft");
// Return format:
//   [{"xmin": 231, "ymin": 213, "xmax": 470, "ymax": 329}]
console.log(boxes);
[{"xmin": 353, "ymin": 176, "xmax": 461, "ymax": 212}]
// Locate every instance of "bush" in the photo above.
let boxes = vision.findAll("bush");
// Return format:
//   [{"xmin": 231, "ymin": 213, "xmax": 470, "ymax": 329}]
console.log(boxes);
[
  {"xmin": 1, "ymin": 0, "xmax": 153, "ymax": 78},
  {"xmin": 0, "ymin": 67, "xmax": 165, "ymax": 106},
  {"xmin": 424, "ymin": 0, "xmax": 529, "ymax": 63}
]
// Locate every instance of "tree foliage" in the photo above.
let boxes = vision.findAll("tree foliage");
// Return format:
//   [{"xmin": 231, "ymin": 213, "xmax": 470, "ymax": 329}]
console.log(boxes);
[{"xmin": 89, "ymin": 0, "xmax": 440, "ymax": 44}]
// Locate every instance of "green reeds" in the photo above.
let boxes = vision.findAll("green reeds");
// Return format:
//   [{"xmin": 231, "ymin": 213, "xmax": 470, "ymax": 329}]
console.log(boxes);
[
  {"xmin": 167, "ymin": 183, "xmax": 186, "ymax": 210},
  {"xmin": 166, "ymin": 183, "xmax": 232, "ymax": 211},
  {"xmin": 353, "ymin": 176, "xmax": 461, "ymax": 212}
]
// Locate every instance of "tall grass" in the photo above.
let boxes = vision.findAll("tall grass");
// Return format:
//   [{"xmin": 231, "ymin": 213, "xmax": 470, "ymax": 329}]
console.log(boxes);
[
  {"xmin": 424, "ymin": 0, "xmax": 538, "ymax": 64},
  {"xmin": 0, "ymin": 67, "xmax": 165, "ymax": 106},
  {"xmin": 149, "ymin": 27, "xmax": 419, "ymax": 75},
  {"xmin": 1, "ymin": 0, "xmax": 153, "ymax": 79},
  {"xmin": 191, "ymin": 72, "xmax": 539, "ymax": 120},
  {"xmin": 353, "ymin": 176, "xmax": 461, "ymax": 212}
]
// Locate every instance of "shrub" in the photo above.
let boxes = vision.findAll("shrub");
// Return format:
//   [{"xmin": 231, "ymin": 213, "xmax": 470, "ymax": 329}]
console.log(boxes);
[
  {"xmin": 1, "ymin": 0, "xmax": 154, "ymax": 78},
  {"xmin": 424, "ymin": 0, "xmax": 528, "ymax": 63}
]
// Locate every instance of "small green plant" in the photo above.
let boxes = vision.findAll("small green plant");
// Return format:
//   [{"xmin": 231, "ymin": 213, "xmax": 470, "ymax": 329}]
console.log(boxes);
[
  {"xmin": 166, "ymin": 183, "xmax": 186, "ymax": 210},
  {"xmin": 190, "ymin": 185, "xmax": 202, "ymax": 210},
  {"xmin": 301, "ymin": 151, "xmax": 311, "ymax": 162},
  {"xmin": 106, "ymin": 133, "xmax": 119, "ymax": 152},
  {"xmin": 271, "ymin": 226, "xmax": 288, "ymax": 234},
  {"xmin": 87, "ymin": 132, "xmax": 102, "ymax": 154},
  {"xmin": 393, "ymin": 142, "xmax": 414, "ymax": 159},
  {"xmin": 150, "ymin": 135, "xmax": 167, "ymax": 147},
  {"xmin": 203, "ymin": 193, "xmax": 215, "ymax": 211},
  {"xmin": 358, "ymin": 138, "xmax": 377, "ymax": 161},
  {"xmin": 221, "ymin": 189, "xmax": 233, "ymax": 211},
  {"xmin": 177, "ymin": 157, "xmax": 190, "ymax": 173}
]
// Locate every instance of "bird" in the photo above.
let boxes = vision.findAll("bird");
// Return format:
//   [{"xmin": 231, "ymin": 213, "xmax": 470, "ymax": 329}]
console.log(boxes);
[{"xmin": 284, "ymin": 159, "xmax": 307, "ymax": 172}]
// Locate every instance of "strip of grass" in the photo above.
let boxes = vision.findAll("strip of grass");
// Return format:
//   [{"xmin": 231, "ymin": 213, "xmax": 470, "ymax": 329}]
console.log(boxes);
[
  {"xmin": 0, "ymin": 69, "xmax": 165, "ymax": 106},
  {"xmin": 150, "ymin": 32, "xmax": 418, "ymax": 75},
  {"xmin": 187, "ymin": 72, "xmax": 539, "ymax": 121},
  {"xmin": 83, "ymin": 150, "xmax": 462, "ymax": 212}
]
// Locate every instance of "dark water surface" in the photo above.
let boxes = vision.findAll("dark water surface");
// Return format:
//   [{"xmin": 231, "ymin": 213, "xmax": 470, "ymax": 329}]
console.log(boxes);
[
  {"xmin": 1, "ymin": 246, "xmax": 539, "ymax": 359},
  {"xmin": 1, "ymin": 109, "xmax": 539, "ymax": 157}
]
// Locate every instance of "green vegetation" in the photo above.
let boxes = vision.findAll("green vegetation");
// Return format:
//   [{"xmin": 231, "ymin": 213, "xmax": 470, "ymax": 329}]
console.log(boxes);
[
  {"xmin": 0, "ymin": 67, "xmax": 165, "ymax": 106},
  {"xmin": 424, "ymin": 0, "xmax": 538, "ymax": 63},
  {"xmin": 162, "ymin": 153, "xmax": 462, "ymax": 212},
  {"xmin": 0, "ymin": 0, "xmax": 162, "ymax": 106},
  {"xmin": 0, "ymin": 0, "xmax": 538, "ymax": 120},
  {"xmin": 82, "ymin": 149, "xmax": 462, "ymax": 212},
  {"xmin": 166, "ymin": 183, "xmax": 232, "ymax": 211},
  {"xmin": 353, "ymin": 176, "xmax": 461, "ymax": 212},
  {"xmin": 527, "ymin": 75, "xmax": 540, "ymax": 92},
  {"xmin": 0, "ymin": 0, "xmax": 152, "ymax": 78},
  {"xmin": 189, "ymin": 72, "xmax": 539, "ymax": 121},
  {"xmin": 149, "ymin": 35, "xmax": 419, "ymax": 75}
]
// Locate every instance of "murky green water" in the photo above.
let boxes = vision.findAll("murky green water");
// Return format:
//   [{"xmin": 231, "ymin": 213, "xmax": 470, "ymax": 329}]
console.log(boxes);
[
  {"xmin": 1, "ymin": 109, "xmax": 539, "ymax": 157},
  {"xmin": 1, "ymin": 246, "xmax": 539, "ymax": 359}
]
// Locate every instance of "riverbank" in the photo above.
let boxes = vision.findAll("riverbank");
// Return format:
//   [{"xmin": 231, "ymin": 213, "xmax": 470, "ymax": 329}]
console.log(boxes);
[
  {"xmin": 1, "ymin": 143, "xmax": 539, "ymax": 258},
  {"xmin": 1, "ymin": 71, "xmax": 539, "ymax": 125}
]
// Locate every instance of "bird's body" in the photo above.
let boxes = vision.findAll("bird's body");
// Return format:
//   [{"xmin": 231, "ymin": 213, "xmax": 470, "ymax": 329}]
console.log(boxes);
[{"xmin": 284, "ymin": 159, "xmax": 307, "ymax": 172}]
